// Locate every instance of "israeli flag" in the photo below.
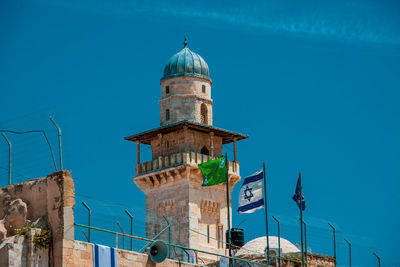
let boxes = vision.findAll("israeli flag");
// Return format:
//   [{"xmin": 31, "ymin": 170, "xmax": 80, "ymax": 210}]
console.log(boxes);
[
  {"xmin": 237, "ymin": 170, "xmax": 264, "ymax": 214},
  {"xmin": 93, "ymin": 244, "xmax": 117, "ymax": 267}
]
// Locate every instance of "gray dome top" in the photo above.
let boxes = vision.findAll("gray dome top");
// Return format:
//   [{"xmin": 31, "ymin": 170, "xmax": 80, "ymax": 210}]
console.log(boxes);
[{"xmin": 162, "ymin": 39, "xmax": 211, "ymax": 82}]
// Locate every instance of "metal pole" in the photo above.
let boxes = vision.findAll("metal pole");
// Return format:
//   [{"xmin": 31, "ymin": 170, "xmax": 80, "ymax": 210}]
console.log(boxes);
[
  {"xmin": 82, "ymin": 231, "xmax": 89, "ymax": 242},
  {"xmin": 82, "ymin": 202, "xmax": 91, "ymax": 242},
  {"xmin": 263, "ymin": 162, "xmax": 270, "ymax": 265},
  {"xmin": 1, "ymin": 133, "xmax": 11, "ymax": 185},
  {"xmin": 117, "ymin": 221, "xmax": 125, "ymax": 249},
  {"xmin": 299, "ymin": 172, "xmax": 305, "ymax": 267},
  {"xmin": 139, "ymin": 214, "xmax": 171, "ymax": 253},
  {"xmin": 50, "ymin": 116, "xmax": 63, "ymax": 170},
  {"xmin": 162, "ymin": 214, "xmax": 172, "ymax": 244},
  {"xmin": 225, "ymin": 153, "xmax": 233, "ymax": 267},
  {"xmin": 225, "ymin": 154, "xmax": 232, "ymax": 266},
  {"xmin": 125, "ymin": 209, "xmax": 133, "ymax": 251},
  {"xmin": 272, "ymin": 216, "xmax": 281, "ymax": 267},
  {"xmin": 163, "ymin": 214, "xmax": 171, "ymax": 259},
  {"xmin": 373, "ymin": 252, "xmax": 380, "ymax": 267},
  {"xmin": 303, "ymin": 221, "xmax": 307, "ymax": 267},
  {"xmin": 41, "ymin": 131, "xmax": 58, "ymax": 171},
  {"xmin": 328, "ymin": 223, "xmax": 336, "ymax": 265},
  {"xmin": 344, "ymin": 238, "xmax": 351, "ymax": 267}
]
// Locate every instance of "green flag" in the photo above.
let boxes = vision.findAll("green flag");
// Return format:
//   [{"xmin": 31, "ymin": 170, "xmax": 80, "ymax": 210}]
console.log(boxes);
[{"xmin": 198, "ymin": 156, "xmax": 227, "ymax": 186}]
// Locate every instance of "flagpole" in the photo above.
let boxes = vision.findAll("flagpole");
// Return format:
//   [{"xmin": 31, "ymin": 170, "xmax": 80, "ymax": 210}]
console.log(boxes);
[
  {"xmin": 303, "ymin": 221, "xmax": 308, "ymax": 267},
  {"xmin": 262, "ymin": 162, "xmax": 270, "ymax": 264},
  {"xmin": 299, "ymin": 172, "xmax": 305, "ymax": 267},
  {"xmin": 225, "ymin": 153, "xmax": 233, "ymax": 267}
]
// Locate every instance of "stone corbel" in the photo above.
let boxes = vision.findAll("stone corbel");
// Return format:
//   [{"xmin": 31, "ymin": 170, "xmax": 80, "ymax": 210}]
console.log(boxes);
[
  {"xmin": 151, "ymin": 175, "xmax": 160, "ymax": 187},
  {"xmin": 158, "ymin": 174, "xmax": 166, "ymax": 184},
  {"xmin": 144, "ymin": 176, "xmax": 154, "ymax": 188},
  {"xmin": 162, "ymin": 172, "xmax": 172, "ymax": 183}
]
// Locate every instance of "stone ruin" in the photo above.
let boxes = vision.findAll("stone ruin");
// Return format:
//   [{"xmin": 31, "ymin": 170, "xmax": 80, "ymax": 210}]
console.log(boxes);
[{"xmin": 0, "ymin": 170, "xmax": 75, "ymax": 267}]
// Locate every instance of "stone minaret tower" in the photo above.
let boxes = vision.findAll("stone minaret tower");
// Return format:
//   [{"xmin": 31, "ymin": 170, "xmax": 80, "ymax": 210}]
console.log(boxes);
[
  {"xmin": 160, "ymin": 38, "xmax": 212, "ymax": 127},
  {"xmin": 125, "ymin": 39, "xmax": 247, "ymax": 262}
]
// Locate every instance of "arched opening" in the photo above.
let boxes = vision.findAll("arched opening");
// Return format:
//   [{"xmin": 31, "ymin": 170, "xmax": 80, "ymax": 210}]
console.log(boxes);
[
  {"xmin": 201, "ymin": 146, "xmax": 209, "ymax": 155},
  {"xmin": 200, "ymin": 104, "xmax": 208, "ymax": 124}
]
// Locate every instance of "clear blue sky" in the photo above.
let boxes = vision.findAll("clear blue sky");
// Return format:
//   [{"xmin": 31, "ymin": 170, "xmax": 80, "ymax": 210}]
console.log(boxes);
[{"xmin": 1, "ymin": 0, "xmax": 399, "ymax": 266}]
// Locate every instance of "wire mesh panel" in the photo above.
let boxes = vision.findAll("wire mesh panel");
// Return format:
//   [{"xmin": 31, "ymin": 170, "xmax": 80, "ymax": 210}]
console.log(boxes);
[{"xmin": 0, "ymin": 110, "xmax": 61, "ymax": 186}]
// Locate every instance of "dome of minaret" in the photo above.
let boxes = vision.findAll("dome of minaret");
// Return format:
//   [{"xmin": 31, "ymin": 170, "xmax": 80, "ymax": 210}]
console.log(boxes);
[{"xmin": 161, "ymin": 38, "xmax": 211, "ymax": 82}]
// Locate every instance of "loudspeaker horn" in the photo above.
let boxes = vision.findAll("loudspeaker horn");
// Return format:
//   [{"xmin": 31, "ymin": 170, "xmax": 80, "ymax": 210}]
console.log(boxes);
[{"xmin": 147, "ymin": 240, "xmax": 169, "ymax": 263}]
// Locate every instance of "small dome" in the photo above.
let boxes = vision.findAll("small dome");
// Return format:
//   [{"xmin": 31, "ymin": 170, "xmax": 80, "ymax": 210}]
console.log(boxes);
[
  {"xmin": 162, "ymin": 39, "xmax": 211, "ymax": 82},
  {"xmin": 236, "ymin": 236, "xmax": 300, "ymax": 258}
]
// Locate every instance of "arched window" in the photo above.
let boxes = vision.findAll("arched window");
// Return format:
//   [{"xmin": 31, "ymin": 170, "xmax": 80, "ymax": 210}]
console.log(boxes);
[
  {"xmin": 200, "ymin": 104, "xmax": 208, "ymax": 124},
  {"xmin": 201, "ymin": 146, "xmax": 209, "ymax": 155}
]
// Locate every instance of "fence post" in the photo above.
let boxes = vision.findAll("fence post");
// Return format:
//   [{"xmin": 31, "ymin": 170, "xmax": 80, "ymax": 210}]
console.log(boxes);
[
  {"xmin": 82, "ymin": 231, "xmax": 89, "ymax": 242},
  {"xmin": 82, "ymin": 202, "xmax": 91, "ymax": 242},
  {"xmin": 303, "ymin": 221, "xmax": 308, "ymax": 267},
  {"xmin": 344, "ymin": 238, "xmax": 351, "ymax": 267},
  {"xmin": 125, "ymin": 210, "xmax": 134, "ymax": 251},
  {"xmin": 1, "ymin": 133, "xmax": 11, "ymax": 185},
  {"xmin": 272, "ymin": 216, "xmax": 281, "ymax": 267},
  {"xmin": 117, "ymin": 221, "xmax": 125, "ymax": 249},
  {"xmin": 50, "ymin": 117, "xmax": 63, "ymax": 170},
  {"xmin": 373, "ymin": 252, "xmax": 381, "ymax": 267},
  {"xmin": 328, "ymin": 223, "xmax": 336, "ymax": 265}
]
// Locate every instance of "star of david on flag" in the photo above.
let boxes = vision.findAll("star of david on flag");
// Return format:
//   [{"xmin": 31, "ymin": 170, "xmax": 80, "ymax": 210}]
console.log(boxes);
[{"xmin": 237, "ymin": 169, "xmax": 264, "ymax": 214}]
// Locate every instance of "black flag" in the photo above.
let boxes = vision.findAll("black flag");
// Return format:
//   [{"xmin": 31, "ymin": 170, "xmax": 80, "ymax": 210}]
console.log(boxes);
[{"xmin": 292, "ymin": 173, "xmax": 306, "ymax": 211}]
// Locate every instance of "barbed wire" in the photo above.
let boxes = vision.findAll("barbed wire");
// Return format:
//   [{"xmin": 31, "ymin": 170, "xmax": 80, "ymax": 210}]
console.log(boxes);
[
  {"xmin": 0, "ymin": 130, "xmax": 58, "ymax": 171},
  {"xmin": 0, "ymin": 166, "xmax": 368, "ymax": 266},
  {"xmin": 73, "ymin": 193, "xmax": 357, "ymax": 266},
  {"xmin": 0, "ymin": 166, "xmax": 31, "ymax": 179}
]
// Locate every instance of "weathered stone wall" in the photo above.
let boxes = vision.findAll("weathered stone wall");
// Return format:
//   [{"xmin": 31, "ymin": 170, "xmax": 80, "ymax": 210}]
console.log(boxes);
[
  {"xmin": 150, "ymin": 129, "xmax": 223, "ymax": 159},
  {"xmin": 0, "ymin": 171, "xmax": 75, "ymax": 267},
  {"xmin": 63, "ymin": 239, "xmax": 201, "ymax": 267},
  {"xmin": 137, "ymin": 164, "xmax": 239, "ymax": 263},
  {"xmin": 0, "ymin": 170, "xmax": 75, "ymax": 244},
  {"xmin": 0, "ymin": 229, "xmax": 49, "ymax": 267},
  {"xmin": 145, "ymin": 174, "xmax": 191, "ymax": 247},
  {"xmin": 161, "ymin": 77, "xmax": 211, "ymax": 98},
  {"xmin": 160, "ymin": 77, "xmax": 213, "ymax": 126},
  {"xmin": 188, "ymin": 173, "xmax": 234, "ymax": 261},
  {"xmin": 235, "ymin": 253, "xmax": 336, "ymax": 267}
]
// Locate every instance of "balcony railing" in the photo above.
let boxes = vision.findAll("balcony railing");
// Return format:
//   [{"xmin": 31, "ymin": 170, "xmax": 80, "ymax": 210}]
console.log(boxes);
[{"xmin": 135, "ymin": 152, "xmax": 239, "ymax": 176}]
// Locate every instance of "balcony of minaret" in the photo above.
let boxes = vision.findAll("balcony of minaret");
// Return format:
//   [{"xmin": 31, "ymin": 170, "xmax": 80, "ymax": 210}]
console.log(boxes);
[
  {"xmin": 133, "ymin": 151, "xmax": 240, "ymax": 192},
  {"xmin": 135, "ymin": 151, "xmax": 240, "ymax": 177},
  {"xmin": 125, "ymin": 121, "xmax": 248, "ymax": 192}
]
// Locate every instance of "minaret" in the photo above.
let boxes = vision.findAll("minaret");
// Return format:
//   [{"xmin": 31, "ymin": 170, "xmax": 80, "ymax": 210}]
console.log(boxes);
[
  {"xmin": 160, "ymin": 37, "xmax": 213, "ymax": 127},
  {"xmin": 125, "ymin": 39, "xmax": 247, "ymax": 262}
]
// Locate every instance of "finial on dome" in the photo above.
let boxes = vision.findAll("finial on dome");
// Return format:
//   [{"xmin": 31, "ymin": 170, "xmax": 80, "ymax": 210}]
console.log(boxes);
[{"xmin": 184, "ymin": 37, "xmax": 187, "ymax": 48}]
